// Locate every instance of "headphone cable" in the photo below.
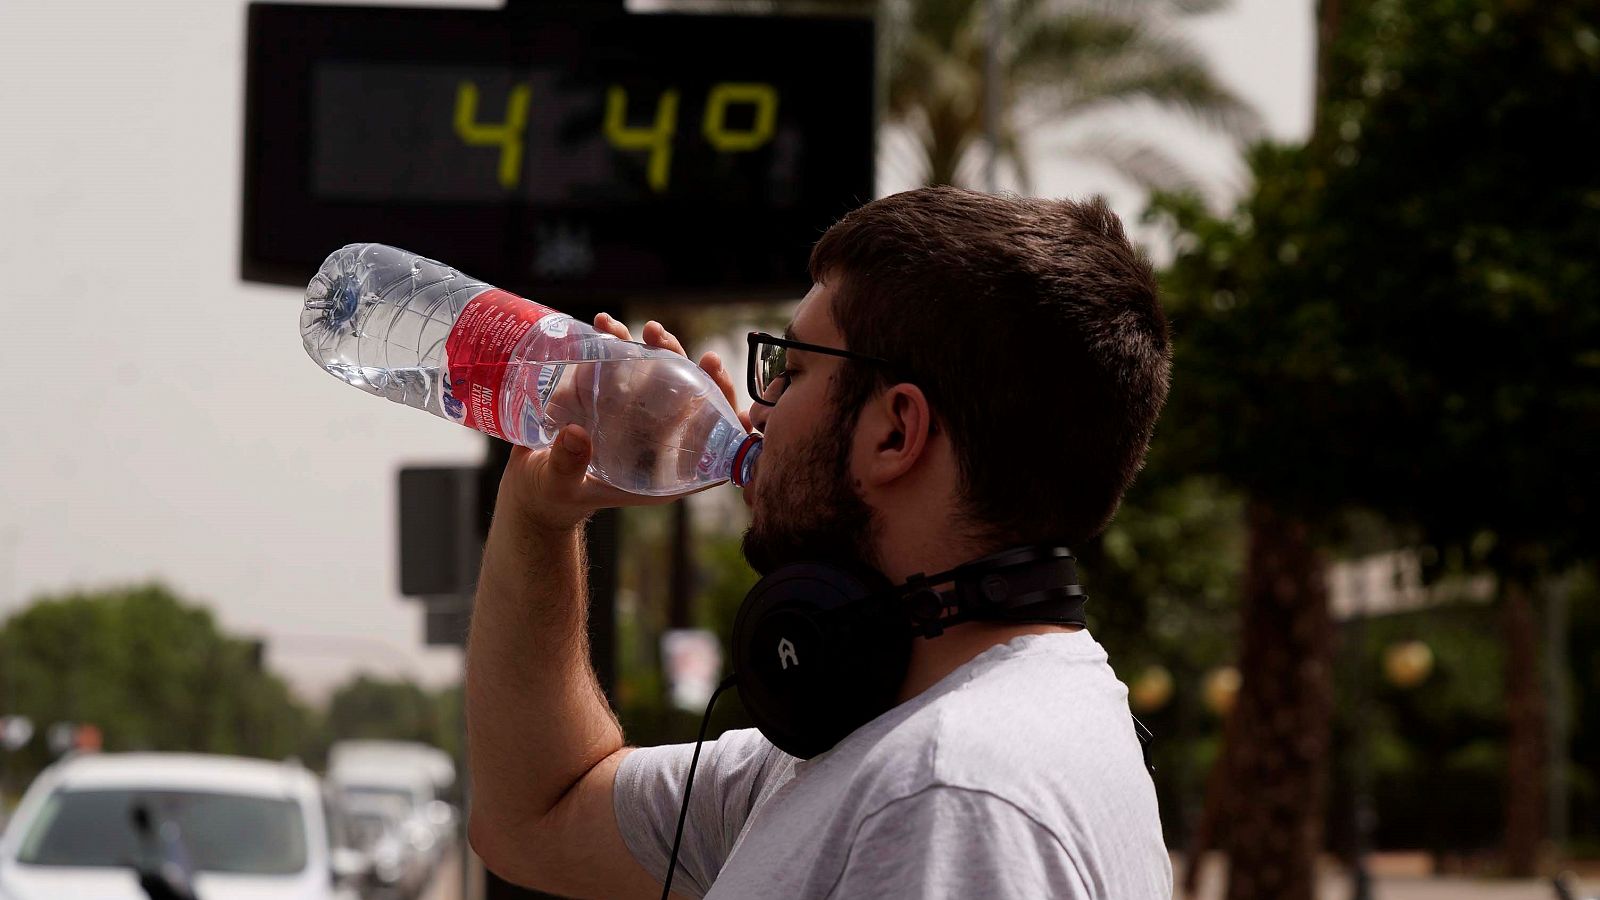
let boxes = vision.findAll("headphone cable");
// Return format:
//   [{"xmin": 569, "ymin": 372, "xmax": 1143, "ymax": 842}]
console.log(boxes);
[{"xmin": 661, "ymin": 673, "xmax": 739, "ymax": 900}]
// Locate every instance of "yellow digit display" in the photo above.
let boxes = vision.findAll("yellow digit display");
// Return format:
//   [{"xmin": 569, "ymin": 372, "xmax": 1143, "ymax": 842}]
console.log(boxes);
[
  {"xmin": 454, "ymin": 81, "xmax": 532, "ymax": 189},
  {"xmin": 604, "ymin": 86, "xmax": 680, "ymax": 194},
  {"xmin": 703, "ymin": 83, "xmax": 778, "ymax": 152},
  {"xmin": 453, "ymin": 81, "xmax": 781, "ymax": 194}
]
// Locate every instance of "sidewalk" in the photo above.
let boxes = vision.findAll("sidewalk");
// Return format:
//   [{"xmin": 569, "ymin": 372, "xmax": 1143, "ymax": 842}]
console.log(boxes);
[{"xmin": 1178, "ymin": 853, "xmax": 1600, "ymax": 900}]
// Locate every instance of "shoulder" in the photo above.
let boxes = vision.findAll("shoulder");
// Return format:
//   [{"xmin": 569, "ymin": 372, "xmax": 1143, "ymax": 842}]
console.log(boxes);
[
  {"xmin": 858, "ymin": 631, "xmax": 1138, "ymax": 778},
  {"xmin": 822, "ymin": 631, "xmax": 1165, "ymax": 854},
  {"xmin": 826, "ymin": 784, "xmax": 1095, "ymax": 898}
]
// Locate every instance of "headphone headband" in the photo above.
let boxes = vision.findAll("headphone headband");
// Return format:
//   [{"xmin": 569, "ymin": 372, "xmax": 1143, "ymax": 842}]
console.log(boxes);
[{"xmin": 900, "ymin": 546, "xmax": 1087, "ymax": 639}]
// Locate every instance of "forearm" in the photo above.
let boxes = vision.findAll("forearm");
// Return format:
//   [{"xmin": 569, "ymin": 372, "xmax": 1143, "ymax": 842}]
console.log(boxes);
[{"xmin": 465, "ymin": 500, "xmax": 624, "ymax": 834}]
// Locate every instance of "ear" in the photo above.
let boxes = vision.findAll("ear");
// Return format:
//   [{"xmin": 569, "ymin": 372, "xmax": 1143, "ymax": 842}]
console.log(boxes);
[{"xmin": 856, "ymin": 383, "xmax": 934, "ymax": 487}]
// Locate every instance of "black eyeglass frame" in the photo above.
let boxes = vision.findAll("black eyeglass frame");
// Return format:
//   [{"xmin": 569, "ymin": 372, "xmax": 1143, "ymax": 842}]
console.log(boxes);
[{"xmin": 745, "ymin": 331, "xmax": 898, "ymax": 407}]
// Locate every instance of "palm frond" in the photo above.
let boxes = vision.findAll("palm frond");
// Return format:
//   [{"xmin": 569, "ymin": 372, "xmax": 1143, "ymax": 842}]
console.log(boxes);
[
  {"xmin": 1007, "ymin": 11, "xmax": 1147, "ymax": 87},
  {"xmin": 1051, "ymin": 130, "xmax": 1205, "ymax": 192},
  {"xmin": 1012, "ymin": 20, "xmax": 1263, "ymax": 140},
  {"xmin": 1061, "ymin": 57, "xmax": 1263, "ymax": 139},
  {"xmin": 1094, "ymin": 0, "xmax": 1233, "ymax": 16},
  {"xmin": 998, "ymin": 127, "xmax": 1035, "ymax": 193},
  {"xmin": 879, "ymin": 0, "xmax": 1261, "ymax": 189}
]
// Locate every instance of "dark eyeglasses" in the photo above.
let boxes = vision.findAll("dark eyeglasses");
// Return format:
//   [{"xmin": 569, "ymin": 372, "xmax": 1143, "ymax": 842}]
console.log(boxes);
[{"xmin": 746, "ymin": 331, "xmax": 895, "ymax": 407}]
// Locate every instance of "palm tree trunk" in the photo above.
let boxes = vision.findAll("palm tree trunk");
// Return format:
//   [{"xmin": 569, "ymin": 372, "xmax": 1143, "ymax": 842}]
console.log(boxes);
[
  {"xmin": 926, "ymin": 137, "xmax": 965, "ymax": 187},
  {"xmin": 1502, "ymin": 569, "xmax": 1545, "ymax": 876},
  {"xmin": 1221, "ymin": 500, "xmax": 1334, "ymax": 900}
]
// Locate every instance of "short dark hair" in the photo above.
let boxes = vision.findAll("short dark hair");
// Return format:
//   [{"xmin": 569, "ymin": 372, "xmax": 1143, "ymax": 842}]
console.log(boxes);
[{"xmin": 809, "ymin": 186, "xmax": 1171, "ymax": 547}]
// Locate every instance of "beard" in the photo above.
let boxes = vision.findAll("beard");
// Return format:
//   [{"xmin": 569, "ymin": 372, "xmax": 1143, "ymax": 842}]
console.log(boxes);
[{"xmin": 740, "ymin": 411, "xmax": 877, "ymax": 577}]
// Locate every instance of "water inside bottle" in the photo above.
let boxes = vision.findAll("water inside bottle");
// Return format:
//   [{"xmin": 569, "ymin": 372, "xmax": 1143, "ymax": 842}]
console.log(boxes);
[{"xmin": 500, "ymin": 353, "xmax": 747, "ymax": 496}]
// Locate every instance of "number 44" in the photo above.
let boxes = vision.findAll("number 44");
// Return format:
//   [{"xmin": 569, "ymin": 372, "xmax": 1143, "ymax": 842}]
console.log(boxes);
[{"xmin": 455, "ymin": 82, "xmax": 779, "ymax": 193}]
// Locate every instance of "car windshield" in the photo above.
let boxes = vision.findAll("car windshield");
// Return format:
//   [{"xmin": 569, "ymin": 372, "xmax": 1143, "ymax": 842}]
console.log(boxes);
[
  {"xmin": 346, "ymin": 811, "xmax": 392, "ymax": 849},
  {"xmin": 342, "ymin": 785, "xmax": 416, "ymax": 807},
  {"xmin": 16, "ymin": 788, "xmax": 308, "ymax": 874}
]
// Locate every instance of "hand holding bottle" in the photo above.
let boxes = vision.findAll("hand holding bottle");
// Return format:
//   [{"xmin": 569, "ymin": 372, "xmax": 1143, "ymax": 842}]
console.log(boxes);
[{"xmin": 499, "ymin": 315, "xmax": 751, "ymax": 536}]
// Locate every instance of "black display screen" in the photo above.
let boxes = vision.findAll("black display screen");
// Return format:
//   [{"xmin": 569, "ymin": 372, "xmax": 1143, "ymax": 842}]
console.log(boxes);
[
  {"xmin": 243, "ymin": 3, "xmax": 874, "ymax": 298},
  {"xmin": 311, "ymin": 62, "xmax": 806, "ymax": 207}
]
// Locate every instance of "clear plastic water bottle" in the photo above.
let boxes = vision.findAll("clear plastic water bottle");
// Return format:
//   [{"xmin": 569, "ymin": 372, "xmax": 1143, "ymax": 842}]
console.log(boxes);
[{"xmin": 302, "ymin": 243, "xmax": 762, "ymax": 496}]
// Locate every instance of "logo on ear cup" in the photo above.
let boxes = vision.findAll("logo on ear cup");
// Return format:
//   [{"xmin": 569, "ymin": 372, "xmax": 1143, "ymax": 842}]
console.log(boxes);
[{"xmin": 777, "ymin": 637, "xmax": 800, "ymax": 670}]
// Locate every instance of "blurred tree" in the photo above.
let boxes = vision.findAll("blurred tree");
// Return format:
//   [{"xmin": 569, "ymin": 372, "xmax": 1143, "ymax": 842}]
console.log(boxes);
[
  {"xmin": 323, "ymin": 675, "xmax": 441, "ymax": 743},
  {"xmin": 308, "ymin": 675, "xmax": 464, "ymax": 798},
  {"xmin": 1153, "ymin": 0, "xmax": 1600, "ymax": 883},
  {"xmin": 0, "ymin": 583, "xmax": 309, "ymax": 791},
  {"xmin": 1330, "ymin": 602, "xmax": 1510, "ymax": 862},
  {"xmin": 1076, "ymin": 475, "xmax": 1246, "ymax": 846}
]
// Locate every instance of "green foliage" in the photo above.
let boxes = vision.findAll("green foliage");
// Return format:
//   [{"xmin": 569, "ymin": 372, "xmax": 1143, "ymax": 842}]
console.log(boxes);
[
  {"xmin": 325, "ymin": 675, "xmax": 441, "ymax": 742},
  {"xmin": 302, "ymin": 676, "xmax": 464, "ymax": 799},
  {"xmin": 1076, "ymin": 474, "xmax": 1246, "ymax": 842},
  {"xmin": 1084, "ymin": 475, "xmax": 1245, "ymax": 678},
  {"xmin": 1329, "ymin": 605, "xmax": 1511, "ymax": 852},
  {"xmin": 1149, "ymin": 0, "xmax": 1600, "ymax": 858},
  {"xmin": 0, "ymin": 583, "xmax": 310, "ymax": 794},
  {"xmin": 614, "ymin": 505, "xmax": 762, "ymax": 747},
  {"xmin": 1150, "ymin": 0, "xmax": 1600, "ymax": 558}
]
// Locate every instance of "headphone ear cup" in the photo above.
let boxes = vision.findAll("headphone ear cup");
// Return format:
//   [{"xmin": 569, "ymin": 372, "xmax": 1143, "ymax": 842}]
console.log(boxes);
[{"xmin": 732, "ymin": 563, "xmax": 910, "ymax": 759}]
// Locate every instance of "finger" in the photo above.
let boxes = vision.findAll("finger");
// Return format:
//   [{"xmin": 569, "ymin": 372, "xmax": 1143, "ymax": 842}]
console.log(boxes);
[
  {"xmin": 643, "ymin": 320, "xmax": 687, "ymax": 357},
  {"xmin": 699, "ymin": 350, "xmax": 740, "ymax": 408},
  {"xmin": 593, "ymin": 312, "xmax": 632, "ymax": 342},
  {"xmin": 696, "ymin": 350, "xmax": 756, "ymax": 433},
  {"xmin": 546, "ymin": 424, "xmax": 593, "ymax": 484}
]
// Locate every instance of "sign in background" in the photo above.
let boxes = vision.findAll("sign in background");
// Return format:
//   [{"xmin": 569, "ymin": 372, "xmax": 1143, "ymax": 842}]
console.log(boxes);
[{"xmin": 243, "ymin": 3, "xmax": 875, "ymax": 299}]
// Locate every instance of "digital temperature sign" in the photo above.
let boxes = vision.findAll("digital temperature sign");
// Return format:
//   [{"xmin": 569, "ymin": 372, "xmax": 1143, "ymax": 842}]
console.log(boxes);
[{"xmin": 243, "ymin": 3, "xmax": 874, "ymax": 298}]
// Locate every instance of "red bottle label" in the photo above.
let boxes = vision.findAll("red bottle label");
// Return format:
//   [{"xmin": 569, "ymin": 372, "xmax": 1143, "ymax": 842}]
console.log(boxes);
[{"xmin": 442, "ymin": 288, "xmax": 558, "ymax": 442}]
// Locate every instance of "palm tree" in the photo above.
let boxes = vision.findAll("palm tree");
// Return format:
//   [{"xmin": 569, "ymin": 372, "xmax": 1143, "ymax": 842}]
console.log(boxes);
[{"xmin": 881, "ymin": 0, "xmax": 1261, "ymax": 190}]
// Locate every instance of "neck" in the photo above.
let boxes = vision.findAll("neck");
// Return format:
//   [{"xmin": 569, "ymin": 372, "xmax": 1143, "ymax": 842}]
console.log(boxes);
[{"xmin": 896, "ymin": 620, "xmax": 1081, "ymax": 704}]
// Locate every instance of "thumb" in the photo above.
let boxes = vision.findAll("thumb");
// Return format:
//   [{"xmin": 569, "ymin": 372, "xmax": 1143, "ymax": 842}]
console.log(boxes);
[{"xmin": 545, "ymin": 424, "xmax": 592, "ymax": 482}]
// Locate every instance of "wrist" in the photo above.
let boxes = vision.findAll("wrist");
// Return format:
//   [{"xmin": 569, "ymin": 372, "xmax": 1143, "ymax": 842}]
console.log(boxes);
[{"xmin": 492, "ymin": 475, "xmax": 588, "ymax": 538}]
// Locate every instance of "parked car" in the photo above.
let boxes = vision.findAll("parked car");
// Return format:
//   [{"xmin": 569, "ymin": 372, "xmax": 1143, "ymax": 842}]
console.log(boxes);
[
  {"xmin": 339, "ymin": 795, "xmax": 427, "ymax": 900},
  {"xmin": 0, "ymin": 753, "xmax": 368, "ymax": 900},
  {"xmin": 326, "ymin": 743, "xmax": 452, "ymax": 796},
  {"xmin": 327, "ymin": 742, "xmax": 456, "ymax": 848}
]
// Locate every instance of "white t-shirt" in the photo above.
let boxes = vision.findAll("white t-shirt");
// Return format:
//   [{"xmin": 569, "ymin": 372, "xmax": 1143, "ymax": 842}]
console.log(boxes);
[{"xmin": 613, "ymin": 630, "xmax": 1171, "ymax": 899}]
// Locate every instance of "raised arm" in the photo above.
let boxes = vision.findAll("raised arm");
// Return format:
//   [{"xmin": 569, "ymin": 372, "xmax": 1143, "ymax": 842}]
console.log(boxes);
[{"xmin": 465, "ymin": 316, "xmax": 744, "ymax": 898}]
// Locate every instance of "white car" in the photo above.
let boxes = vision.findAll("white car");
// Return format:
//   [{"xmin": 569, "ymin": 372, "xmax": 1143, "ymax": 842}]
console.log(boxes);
[
  {"xmin": 0, "ymin": 753, "xmax": 366, "ymax": 900},
  {"xmin": 327, "ymin": 760, "xmax": 454, "ymax": 877},
  {"xmin": 327, "ymin": 742, "xmax": 456, "ymax": 848},
  {"xmin": 339, "ymin": 796, "xmax": 427, "ymax": 900}
]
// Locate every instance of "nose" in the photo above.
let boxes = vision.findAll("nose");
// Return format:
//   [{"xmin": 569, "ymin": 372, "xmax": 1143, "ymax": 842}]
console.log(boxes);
[{"xmin": 749, "ymin": 400, "xmax": 771, "ymax": 433}]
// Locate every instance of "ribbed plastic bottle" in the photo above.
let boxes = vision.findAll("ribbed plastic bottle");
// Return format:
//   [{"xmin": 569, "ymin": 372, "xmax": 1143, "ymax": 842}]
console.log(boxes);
[{"xmin": 302, "ymin": 243, "xmax": 761, "ymax": 496}]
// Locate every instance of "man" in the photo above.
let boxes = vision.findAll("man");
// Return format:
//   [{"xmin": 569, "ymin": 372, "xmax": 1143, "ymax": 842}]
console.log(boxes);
[{"xmin": 466, "ymin": 187, "xmax": 1173, "ymax": 898}]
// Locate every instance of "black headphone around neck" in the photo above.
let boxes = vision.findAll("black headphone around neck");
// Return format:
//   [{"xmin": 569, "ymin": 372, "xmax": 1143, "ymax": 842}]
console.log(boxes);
[
  {"xmin": 728, "ymin": 545, "xmax": 1089, "ymax": 760},
  {"xmin": 659, "ymin": 544, "xmax": 1155, "ymax": 900}
]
